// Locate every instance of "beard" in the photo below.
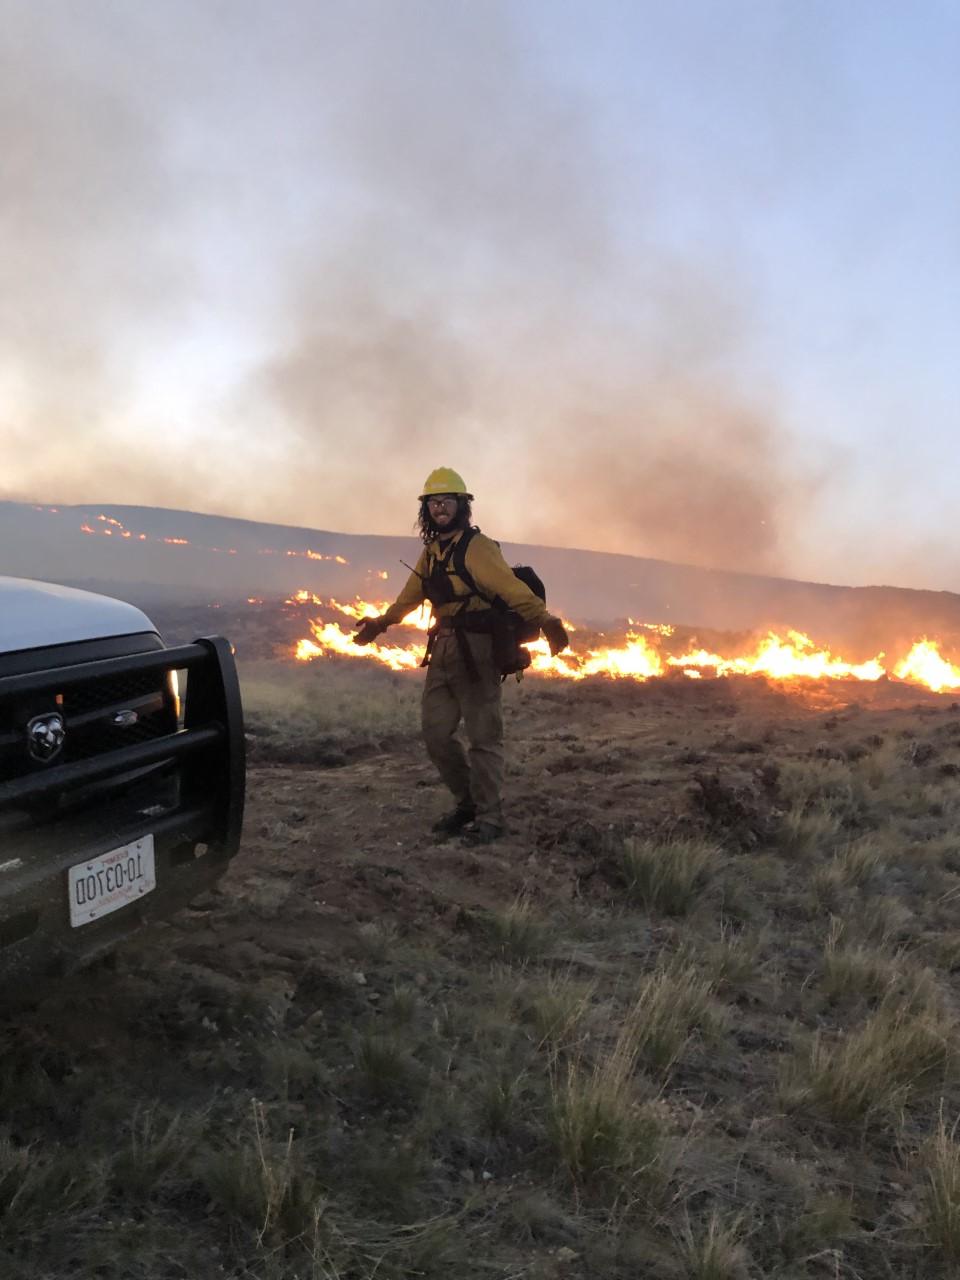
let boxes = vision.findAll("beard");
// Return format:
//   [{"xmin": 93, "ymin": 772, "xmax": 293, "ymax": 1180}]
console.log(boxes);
[{"xmin": 419, "ymin": 499, "xmax": 472, "ymax": 544}]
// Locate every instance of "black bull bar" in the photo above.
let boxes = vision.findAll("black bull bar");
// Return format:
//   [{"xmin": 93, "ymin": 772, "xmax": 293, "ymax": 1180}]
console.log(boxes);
[{"xmin": 0, "ymin": 637, "xmax": 245, "ymax": 859}]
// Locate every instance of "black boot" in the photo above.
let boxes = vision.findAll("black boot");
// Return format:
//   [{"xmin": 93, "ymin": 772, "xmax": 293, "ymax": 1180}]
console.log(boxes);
[
  {"xmin": 460, "ymin": 821, "xmax": 507, "ymax": 846},
  {"xmin": 431, "ymin": 802, "xmax": 476, "ymax": 837}
]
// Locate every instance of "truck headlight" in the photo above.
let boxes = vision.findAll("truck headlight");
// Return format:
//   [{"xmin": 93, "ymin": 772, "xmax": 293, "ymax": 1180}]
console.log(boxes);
[{"xmin": 166, "ymin": 668, "xmax": 184, "ymax": 728}]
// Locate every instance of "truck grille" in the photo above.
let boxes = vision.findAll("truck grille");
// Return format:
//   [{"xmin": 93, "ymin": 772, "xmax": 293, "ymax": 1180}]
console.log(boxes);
[
  {"xmin": 61, "ymin": 670, "xmax": 162, "ymax": 717},
  {"xmin": 0, "ymin": 655, "xmax": 176, "ymax": 781},
  {"xmin": 63, "ymin": 707, "xmax": 173, "ymax": 761},
  {"xmin": 61, "ymin": 670, "xmax": 173, "ymax": 763}
]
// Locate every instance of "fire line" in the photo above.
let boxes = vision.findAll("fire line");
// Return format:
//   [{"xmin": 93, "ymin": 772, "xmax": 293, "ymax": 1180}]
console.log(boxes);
[{"xmin": 287, "ymin": 593, "xmax": 960, "ymax": 694}]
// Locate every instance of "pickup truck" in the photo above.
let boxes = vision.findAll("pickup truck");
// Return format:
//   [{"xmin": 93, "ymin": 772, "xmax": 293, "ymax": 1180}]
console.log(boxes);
[{"xmin": 0, "ymin": 576, "xmax": 245, "ymax": 985}]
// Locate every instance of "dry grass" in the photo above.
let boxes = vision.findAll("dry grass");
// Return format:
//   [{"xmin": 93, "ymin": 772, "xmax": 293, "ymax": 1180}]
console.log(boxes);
[
  {"xmin": 629, "ymin": 964, "xmax": 722, "ymax": 1073},
  {"xmin": 778, "ymin": 757, "xmax": 863, "ymax": 822},
  {"xmin": 784, "ymin": 995, "xmax": 953, "ymax": 1125},
  {"xmin": 677, "ymin": 920, "xmax": 767, "ymax": 997},
  {"xmin": 353, "ymin": 1031, "xmax": 427, "ymax": 1107},
  {"xmin": 781, "ymin": 1193, "xmax": 857, "ymax": 1260},
  {"xmin": 855, "ymin": 894, "xmax": 916, "ymax": 945},
  {"xmin": 675, "ymin": 1210, "xmax": 750, "ymax": 1279},
  {"xmin": 112, "ymin": 1105, "xmax": 202, "ymax": 1199},
  {"xmin": 853, "ymin": 739, "xmax": 902, "ymax": 787},
  {"xmin": 0, "ymin": 1138, "xmax": 106, "ymax": 1245},
  {"xmin": 200, "ymin": 1122, "xmax": 317, "ymax": 1250},
  {"xmin": 484, "ymin": 894, "xmax": 553, "ymax": 961},
  {"xmin": 8, "ymin": 665, "xmax": 960, "ymax": 1279},
  {"xmin": 546, "ymin": 1029, "xmax": 665, "ymax": 1196},
  {"xmin": 618, "ymin": 836, "xmax": 721, "ymax": 916},
  {"xmin": 241, "ymin": 660, "xmax": 421, "ymax": 763},
  {"xmin": 833, "ymin": 833, "xmax": 888, "ymax": 885},
  {"xmin": 921, "ymin": 1111, "xmax": 960, "ymax": 1263},
  {"xmin": 476, "ymin": 1064, "xmax": 530, "ymax": 1138},
  {"xmin": 520, "ymin": 970, "xmax": 597, "ymax": 1048},
  {"xmin": 779, "ymin": 804, "xmax": 841, "ymax": 856},
  {"xmin": 821, "ymin": 920, "xmax": 903, "ymax": 1001}
]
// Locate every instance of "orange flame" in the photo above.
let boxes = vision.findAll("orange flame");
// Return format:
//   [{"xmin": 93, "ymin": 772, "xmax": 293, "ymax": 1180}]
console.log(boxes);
[
  {"xmin": 628, "ymin": 619, "xmax": 675, "ymax": 636},
  {"xmin": 668, "ymin": 631, "xmax": 886, "ymax": 683},
  {"xmin": 67, "ymin": 512, "xmax": 333, "ymax": 563},
  {"xmin": 327, "ymin": 597, "xmax": 382, "ymax": 622},
  {"xmin": 296, "ymin": 595, "xmax": 430, "ymax": 630},
  {"xmin": 284, "ymin": 548, "xmax": 349, "ymax": 563},
  {"xmin": 523, "ymin": 632, "xmax": 663, "ymax": 680},
  {"xmin": 298, "ymin": 622, "xmax": 425, "ymax": 671},
  {"xmin": 894, "ymin": 639, "xmax": 960, "ymax": 692},
  {"xmin": 291, "ymin": 608, "xmax": 960, "ymax": 697}
]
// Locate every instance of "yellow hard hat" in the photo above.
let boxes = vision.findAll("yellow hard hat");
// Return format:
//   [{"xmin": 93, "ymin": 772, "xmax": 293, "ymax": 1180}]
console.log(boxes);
[{"xmin": 419, "ymin": 467, "xmax": 472, "ymax": 500}]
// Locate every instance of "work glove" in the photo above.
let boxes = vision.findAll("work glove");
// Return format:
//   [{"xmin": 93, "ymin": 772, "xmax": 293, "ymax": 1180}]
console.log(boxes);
[
  {"xmin": 542, "ymin": 617, "xmax": 569, "ymax": 657},
  {"xmin": 353, "ymin": 616, "xmax": 389, "ymax": 646}
]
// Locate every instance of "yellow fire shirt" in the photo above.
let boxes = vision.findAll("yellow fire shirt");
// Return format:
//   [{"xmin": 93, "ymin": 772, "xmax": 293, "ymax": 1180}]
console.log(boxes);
[{"xmin": 382, "ymin": 529, "xmax": 551, "ymax": 626}]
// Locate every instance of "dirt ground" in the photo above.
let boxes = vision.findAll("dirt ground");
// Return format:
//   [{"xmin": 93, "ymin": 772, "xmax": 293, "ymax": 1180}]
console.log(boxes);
[{"xmin": 5, "ymin": 658, "xmax": 960, "ymax": 1279}]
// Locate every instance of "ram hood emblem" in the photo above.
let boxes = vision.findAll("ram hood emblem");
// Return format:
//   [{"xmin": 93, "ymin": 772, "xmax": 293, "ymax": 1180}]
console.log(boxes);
[{"xmin": 26, "ymin": 712, "xmax": 66, "ymax": 763}]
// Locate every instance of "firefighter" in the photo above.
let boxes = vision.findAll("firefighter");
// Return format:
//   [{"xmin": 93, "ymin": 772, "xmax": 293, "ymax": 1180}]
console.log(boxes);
[{"xmin": 353, "ymin": 467, "xmax": 569, "ymax": 845}]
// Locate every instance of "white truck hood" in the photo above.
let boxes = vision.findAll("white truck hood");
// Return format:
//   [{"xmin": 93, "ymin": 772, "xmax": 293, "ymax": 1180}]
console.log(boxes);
[{"xmin": 0, "ymin": 577, "xmax": 157, "ymax": 653}]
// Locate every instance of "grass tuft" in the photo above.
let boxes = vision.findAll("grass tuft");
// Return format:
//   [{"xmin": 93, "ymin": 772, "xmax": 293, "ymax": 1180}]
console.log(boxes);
[
  {"xmin": 0, "ymin": 1137, "xmax": 106, "ymax": 1243},
  {"xmin": 779, "ymin": 804, "xmax": 841, "ymax": 857},
  {"xmin": 354, "ymin": 1032, "xmax": 426, "ymax": 1108},
  {"xmin": 629, "ymin": 964, "xmax": 721, "ymax": 1073},
  {"xmin": 477, "ymin": 1066, "xmax": 529, "ymax": 1138},
  {"xmin": 785, "ymin": 997, "xmax": 953, "ymax": 1124},
  {"xmin": 618, "ymin": 836, "xmax": 720, "ymax": 915},
  {"xmin": 821, "ymin": 918, "xmax": 901, "ymax": 1002},
  {"xmin": 922, "ymin": 1111, "xmax": 960, "ymax": 1262},
  {"xmin": 383, "ymin": 983, "xmax": 419, "ymax": 1026},
  {"xmin": 675, "ymin": 1209, "xmax": 750, "ymax": 1279},
  {"xmin": 198, "ymin": 1101, "xmax": 319, "ymax": 1246},
  {"xmin": 485, "ymin": 895, "xmax": 552, "ymax": 961},
  {"xmin": 834, "ymin": 834, "xmax": 887, "ymax": 886},
  {"xmin": 546, "ymin": 1053, "xmax": 664, "ymax": 1193},
  {"xmin": 782, "ymin": 1194, "xmax": 856, "ymax": 1258},
  {"xmin": 112, "ymin": 1105, "xmax": 200, "ymax": 1199},
  {"xmin": 779, "ymin": 758, "xmax": 862, "ymax": 822},
  {"xmin": 520, "ymin": 971, "xmax": 596, "ymax": 1048}
]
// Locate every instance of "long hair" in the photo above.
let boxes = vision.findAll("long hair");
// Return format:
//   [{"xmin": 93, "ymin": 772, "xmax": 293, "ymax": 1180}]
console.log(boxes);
[{"xmin": 417, "ymin": 496, "xmax": 473, "ymax": 545}]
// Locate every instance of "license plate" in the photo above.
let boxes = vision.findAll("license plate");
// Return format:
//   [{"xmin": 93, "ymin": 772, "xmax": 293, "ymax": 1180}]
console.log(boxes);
[{"xmin": 68, "ymin": 835, "xmax": 157, "ymax": 928}]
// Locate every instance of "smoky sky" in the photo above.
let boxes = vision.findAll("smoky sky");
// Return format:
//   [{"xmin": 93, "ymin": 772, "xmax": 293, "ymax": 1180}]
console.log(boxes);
[{"xmin": 1, "ymin": 0, "xmax": 922, "ymax": 581}]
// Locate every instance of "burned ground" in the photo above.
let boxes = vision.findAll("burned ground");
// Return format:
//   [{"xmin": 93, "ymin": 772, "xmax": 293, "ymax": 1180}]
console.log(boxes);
[{"xmin": 5, "ymin": 654, "xmax": 960, "ymax": 1279}]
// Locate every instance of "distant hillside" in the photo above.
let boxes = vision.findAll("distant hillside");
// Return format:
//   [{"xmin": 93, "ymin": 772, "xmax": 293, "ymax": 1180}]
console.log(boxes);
[{"xmin": 3, "ymin": 500, "xmax": 960, "ymax": 655}]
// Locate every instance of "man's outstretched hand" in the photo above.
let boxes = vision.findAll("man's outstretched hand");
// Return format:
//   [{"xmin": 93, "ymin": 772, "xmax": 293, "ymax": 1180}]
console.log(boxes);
[
  {"xmin": 354, "ymin": 616, "xmax": 389, "ymax": 646},
  {"xmin": 542, "ymin": 617, "xmax": 570, "ymax": 656}
]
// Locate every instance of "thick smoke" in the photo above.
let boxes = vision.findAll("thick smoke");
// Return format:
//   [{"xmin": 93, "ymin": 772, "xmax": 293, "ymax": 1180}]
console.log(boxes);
[
  {"xmin": 240, "ymin": 3, "xmax": 813, "ymax": 572},
  {"xmin": 2, "ymin": 0, "xmax": 808, "ymax": 575},
  {"xmin": 0, "ymin": 4, "xmax": 176, "ymax": 483}
]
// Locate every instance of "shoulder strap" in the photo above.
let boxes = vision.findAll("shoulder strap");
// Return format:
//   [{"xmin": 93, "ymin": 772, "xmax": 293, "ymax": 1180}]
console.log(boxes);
[
  {"xmin": 453, "ymin": 527, "xmax": 514, "ymax": 612},
  {"xmin": 451, "ymin": 526, "xmax": 483, "ymax": 595}
]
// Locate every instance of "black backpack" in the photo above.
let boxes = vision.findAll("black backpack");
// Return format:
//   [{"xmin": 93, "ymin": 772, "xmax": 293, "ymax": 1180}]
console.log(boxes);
[{"xmin": 452, "ymin": 528, "xmax": 546, "ymax": 645}]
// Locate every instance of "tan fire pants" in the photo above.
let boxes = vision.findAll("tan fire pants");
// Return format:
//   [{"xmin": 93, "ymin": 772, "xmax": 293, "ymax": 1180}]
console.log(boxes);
[{"xmin": 421, "ymin": 631, "xmax": 504, "ymax": 826}]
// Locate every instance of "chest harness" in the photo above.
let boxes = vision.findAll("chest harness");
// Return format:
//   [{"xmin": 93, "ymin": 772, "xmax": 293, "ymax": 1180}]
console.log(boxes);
[{"xmin": 413, "ymin": 528, "xmax": 540, "ymax": 681}]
